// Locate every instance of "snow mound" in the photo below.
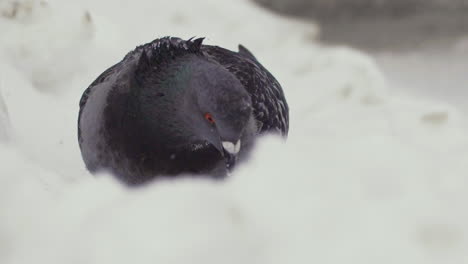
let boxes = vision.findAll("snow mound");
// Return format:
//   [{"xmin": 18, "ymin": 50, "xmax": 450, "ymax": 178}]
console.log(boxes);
[
  {"xmin": 1, "ymin": 0, "xmax": 467, "ymax": 263},
  {"xmin": 0, "ymin": 89, "xmax": 10, "ymax": 141},
  {"xmin": 0, "ymin": 0, "xmax": 94, "ymax": 91}
]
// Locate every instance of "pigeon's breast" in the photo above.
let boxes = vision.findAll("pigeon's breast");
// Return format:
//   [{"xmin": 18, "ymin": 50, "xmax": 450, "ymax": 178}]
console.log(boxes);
[{"xmin": 79, "ymin": 80, "xmax": 114, "ymax": 170}]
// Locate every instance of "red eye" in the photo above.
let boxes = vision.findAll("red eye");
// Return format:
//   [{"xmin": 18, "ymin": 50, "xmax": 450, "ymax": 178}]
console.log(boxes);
[{"xmin": 204, "ymin": 113, "xmax": 215, "ymax": 124}]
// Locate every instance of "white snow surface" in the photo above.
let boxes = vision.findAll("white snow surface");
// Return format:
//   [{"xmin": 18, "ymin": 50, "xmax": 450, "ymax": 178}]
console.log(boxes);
[
  {"xmin": 0, "ymin": 89, "xmax": 10, "ymax": 141},
  {"xmin": 1, "ymin": 0, "xmax": 468, "ymax": 263}
]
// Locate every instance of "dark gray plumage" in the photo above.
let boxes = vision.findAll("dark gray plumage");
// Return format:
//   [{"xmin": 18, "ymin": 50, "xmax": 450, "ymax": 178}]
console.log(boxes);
[{"xmin": 78, "ymin": 37, "xmax": 289, "ymax": 185}]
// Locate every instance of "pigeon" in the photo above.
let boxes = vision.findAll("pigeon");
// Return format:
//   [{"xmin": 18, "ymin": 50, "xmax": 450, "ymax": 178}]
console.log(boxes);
[{"xmin": 78, "ymin": 37, "xmax": 289, "ymax": 185}]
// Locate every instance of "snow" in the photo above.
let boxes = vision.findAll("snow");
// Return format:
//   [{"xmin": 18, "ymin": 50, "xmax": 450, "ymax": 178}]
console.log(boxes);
[
  {"xmin": 374, "ymin": 47, "xmax": 468, "ymax": 117},
  {"xmin": 1, "ymin": 0, "xmax": 467, "ymax": 263},
  {"xmin": 0, "ymin": 89, "xmax": 10, "ymax": 141}
]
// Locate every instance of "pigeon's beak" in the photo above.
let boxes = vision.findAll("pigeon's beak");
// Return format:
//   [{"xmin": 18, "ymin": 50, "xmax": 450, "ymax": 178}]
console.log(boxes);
[
  {"xmin": 221, "ymin": 140, "xmax": 241, "ymax": 170},
  {"xmin": 222, "ymin": 140, "xmax": 241, "ymax": 155}
]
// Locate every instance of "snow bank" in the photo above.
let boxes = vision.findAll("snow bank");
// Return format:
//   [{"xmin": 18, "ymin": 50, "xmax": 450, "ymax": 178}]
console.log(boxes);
[
  {"xmin": 1, "ymin": 0, "xmax": 467, "ymax": 263},
  {"xmin": 0, "ymin": 0, "xmax": 95, "ymax": 90},
  {"xmin": 0, "ymin": 89, "xmax": 10, "ymax": 141}
]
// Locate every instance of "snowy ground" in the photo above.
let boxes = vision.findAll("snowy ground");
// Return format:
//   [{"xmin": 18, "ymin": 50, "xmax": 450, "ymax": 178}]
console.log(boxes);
[
  {"xmin": 374, "ymin": 46, "xmax": 468, "ymax": 116},
  {"xmin": 1, "ymin": 0, "xmax": 468, "ymax": 263}
]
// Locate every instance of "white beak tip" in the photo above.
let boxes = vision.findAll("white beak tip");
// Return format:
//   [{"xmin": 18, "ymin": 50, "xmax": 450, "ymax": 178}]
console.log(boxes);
[{"xmin": 222, "ymin": 140, "xmax": 241, "ymax": 155}]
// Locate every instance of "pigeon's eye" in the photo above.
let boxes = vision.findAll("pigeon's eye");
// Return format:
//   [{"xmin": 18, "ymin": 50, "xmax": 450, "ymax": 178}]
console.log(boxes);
[{"xmin": 204, "ymin": 113, "xmax": 215, "ymax": 124}]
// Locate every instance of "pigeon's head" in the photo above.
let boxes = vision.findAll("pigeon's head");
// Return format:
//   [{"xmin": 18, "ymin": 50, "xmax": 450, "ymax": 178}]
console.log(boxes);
[
  {"xmin": 135, "ymin": 53, "xmax": 255, "ymax": 171},
  {"xmin": 182, "ymin": 58, "xmax": 254, "ymax": 169}
]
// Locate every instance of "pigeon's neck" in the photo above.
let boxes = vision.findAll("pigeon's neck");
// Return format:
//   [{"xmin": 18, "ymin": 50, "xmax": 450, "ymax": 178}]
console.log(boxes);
[{"xmin": 131, "ymin": 59, "xmax": 199, "ymax": 146}]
